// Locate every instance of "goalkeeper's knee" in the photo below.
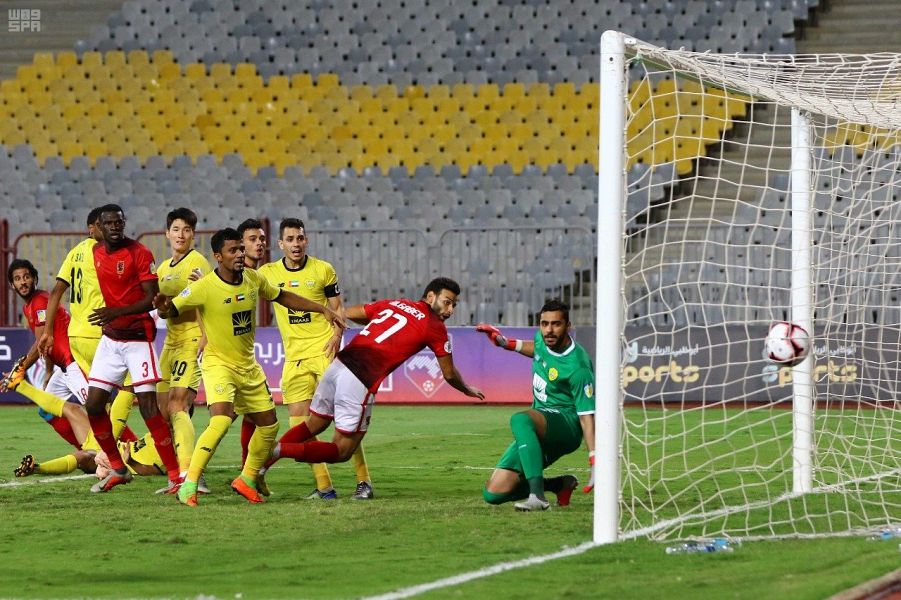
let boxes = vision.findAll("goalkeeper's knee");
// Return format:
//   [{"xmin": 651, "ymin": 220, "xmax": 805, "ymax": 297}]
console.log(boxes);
[
  {"xmin": 482, "ymin": 488, "xmax": 509, "ymax": 505},
  {"xmin": 510, "ymin": 411, "xmax": 534, "ymax": 432}
]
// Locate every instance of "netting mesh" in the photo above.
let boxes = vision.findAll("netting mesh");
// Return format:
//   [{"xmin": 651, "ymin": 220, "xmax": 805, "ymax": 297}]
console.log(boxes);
[{"xmin": 617, "ymin": 37, "xmax": 901, "ymax": 541}]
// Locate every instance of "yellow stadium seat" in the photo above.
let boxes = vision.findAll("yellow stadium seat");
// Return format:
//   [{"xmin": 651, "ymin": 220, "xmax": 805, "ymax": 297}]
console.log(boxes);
[
  {"xmin": 426, "ymin": 84, "xmax": 450, "ymax": 100},
  {"xmin": 182, "ymin": 139, "xmax": 209, "ymax": 159},
  {"xmin": 151, "ymin": 49, "xmax": 174, "ymax": 65},
  {"xmin": 272, "ymin": 153, "xmax": 296, "ymax": 176},
  {"xmin": 350, "ymin": 84, "xmax": 373, "ymax": 101},
  {"xmin": 317, "ymin": 73, "xmax": 340, "ymax": 88},
  {"xmin": 210, "ymin": 63, "xmax": 232, "ymax": 80},
  {"xmin": 127, "ymin": 50, "xmax": 150, "ymax": 68},
  {"xmin": 374, "ymin": 83, "xmax": 398, "ymax": 99},
  {"xmin": 103, "ymin": 50, "xmax": 126, "ymax": 69},
  {"xmin": 235, "ymin": 62, "xmax": 257, "ymax": 79},
  {"xmin": 475, "ymin": 83, "xmax": 499, "ymax": 100},
  {"xmin": 55, "ymin": 51, "xmax": 77, "ymax": 69},
  {"xmin": 159, "ymin": 62, "xmax": 181, "ymax": 80},
  {"xmin": 291, "ymin": 73, "xmax": 314, "ymax": 90},
  {"xmin": 403, "ymin": 85, "xmax": 425, "ymax": 100},
  {"xmin": 184, "ymin": 62, "xmax": 207, "ymax": 80},
  {"xmin": 268, "ymin": 74, "xmax": 290, "ymax": 93},
  {"xmin": 33, "ymin": 52, "xmax": 54, "ymax": 68},
  {"xmin": 81, "ymin": 51, "xmax": 103, "ymax": 68},
  {"xmin": 451, "ymin": 83, "xmax": 474, "ymax": 100}
]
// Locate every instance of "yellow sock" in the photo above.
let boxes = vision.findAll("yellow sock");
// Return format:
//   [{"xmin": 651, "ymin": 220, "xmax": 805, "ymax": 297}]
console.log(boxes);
[
  {"xmin": 110, "ymin": 390, "xmax": 135, "ymax": 439},
  {"xmin": 186, "ymin": 415, "xmax": 231, "ymax": 482},
  {"xmin": 290, "ymin": 415, "xmax": 333, "ymax": 490},
  {"xmin": 17, "ymin": 381, "xmax": 66, "ymax": 417},
  {"xmin": 36, "ymin": 454, "xmax": 78, "ymax": 474},
  {"xmin": 242, "ymin": 422, "xmax": 279, "ymax": 480},
  {"xmin": 351, "ymin": 444, "xmax": 371, "ymax": 483},
  {"xmin": 171, "ymin": 410, "xmax": 195, "ymax": 472}
]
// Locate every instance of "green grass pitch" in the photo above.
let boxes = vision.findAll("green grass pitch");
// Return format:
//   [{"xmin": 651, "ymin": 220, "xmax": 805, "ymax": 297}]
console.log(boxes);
[{"xmin": 0, "ymin": 404, "xmax": 898, "ymax": 599}]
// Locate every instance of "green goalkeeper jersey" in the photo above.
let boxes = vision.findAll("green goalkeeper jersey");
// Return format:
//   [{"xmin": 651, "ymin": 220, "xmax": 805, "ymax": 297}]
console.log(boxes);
[{"xmin": 531, "ymin": 331, "xmax": 595, "ymax": 416}]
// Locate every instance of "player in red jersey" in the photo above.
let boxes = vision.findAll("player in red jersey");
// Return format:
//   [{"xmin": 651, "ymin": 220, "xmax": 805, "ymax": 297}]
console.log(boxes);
[
  {"xmin": 258, "ymin": 277, "xmax": 483, "ymax": 488},
  {"xmin": 39, "ymin": 204, "xmax": 180, "ymax": 493},
  {"xmin": 3, "ymin": 259, "xmax": 92, "ymax": 446}
]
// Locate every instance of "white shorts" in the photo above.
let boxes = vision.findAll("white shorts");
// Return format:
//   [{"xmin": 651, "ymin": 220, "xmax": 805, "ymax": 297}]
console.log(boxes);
[
  {"xmin": 310, "ymin": 360, "xmax": 375, "ymax": 434},
  {"xmin": 88, "ymin": 335, "xmax": 161, "ymax": 393},
  {"xmin": 44, "ymin": 362, "xmax": 89, "ymax": 404}
]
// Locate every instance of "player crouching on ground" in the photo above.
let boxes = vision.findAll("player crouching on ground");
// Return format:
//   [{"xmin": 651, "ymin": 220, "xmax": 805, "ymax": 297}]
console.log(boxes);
[{"xmin": 476, "ymin": 300, "xmax": 596, "ymax": 511}]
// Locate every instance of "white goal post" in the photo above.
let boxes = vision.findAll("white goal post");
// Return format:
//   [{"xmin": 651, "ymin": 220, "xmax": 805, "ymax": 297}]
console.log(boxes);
[{"xmin": 595, "ymin": 30, "xmax": 901, "ymax": 544}]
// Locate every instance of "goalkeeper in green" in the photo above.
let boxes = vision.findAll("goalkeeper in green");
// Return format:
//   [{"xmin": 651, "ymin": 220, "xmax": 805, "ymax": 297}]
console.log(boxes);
[{"xmin": 476, "ymin": 299, "xmax": 595, "ymax": 511}]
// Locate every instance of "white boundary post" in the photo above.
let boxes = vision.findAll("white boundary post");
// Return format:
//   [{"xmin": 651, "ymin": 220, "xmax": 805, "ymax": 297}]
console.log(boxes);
[
  {"xmin": 594, "ymin": 30, "xmax": 626, "ymax": 544},
  {"xmin": 790, "ymin": 108, "xmax": 814, "ymax": 494}
]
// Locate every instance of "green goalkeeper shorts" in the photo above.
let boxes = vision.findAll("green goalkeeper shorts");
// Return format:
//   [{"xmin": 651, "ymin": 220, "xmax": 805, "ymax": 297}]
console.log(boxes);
[{"xmin": 494, "ymin": 407, "xmax": 583, "ymax": 474}]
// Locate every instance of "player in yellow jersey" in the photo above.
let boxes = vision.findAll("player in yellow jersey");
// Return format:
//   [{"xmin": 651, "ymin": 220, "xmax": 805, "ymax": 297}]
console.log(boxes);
[
  {"xmin": 258, "ymin": 218, "xmax": 374, "ymax": 500},
  {"xmin": 154, "ymin": 208, "xmax": 212, "ymax": 494},
  {"xmin": 39, "ymin": 207, "xmax": 136, "ymax": 439},
  {"xmin": 153, "ymin": 227, "xmax": 346, "ymax": 506}
]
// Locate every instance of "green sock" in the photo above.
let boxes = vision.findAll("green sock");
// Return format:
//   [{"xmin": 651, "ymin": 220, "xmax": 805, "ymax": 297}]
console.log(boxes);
[
  {"xmin": 482, "ymin": 479, "xmax": 529, "ymax": 505},
  {"xmin": 239, "ymin": 473, "xmax": 256, "ymax": 488},
  {"xmin": 510, "ymin": 412, "xmax": 545, "ymax": 499}
]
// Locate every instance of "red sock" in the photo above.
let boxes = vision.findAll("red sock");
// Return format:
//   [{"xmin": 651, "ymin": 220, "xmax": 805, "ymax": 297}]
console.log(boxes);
[
  {"xmin": 47, "ymin": 416, "xmax": 80, "ymax": 449},
  {"xmin": 240, "ymin": 418, "xmax": 256, "ymax": 466},
  {"xmin": 144, "ymin": 413, "xmax": 180, "ymax": 481},
  {"xmin": 88, "ymin": 413, "xmax": 125, "ymax": 471},
  {"xmin": 279, "ymin": 421, "xmax": 313, "ymax": 445},
  {"xmin": 278, "ymin": 441, "xmax": 340, "ymax": 464},
  {"xmin": 119, "ymin": 425, "xmax": 138, "ymax": 443}
]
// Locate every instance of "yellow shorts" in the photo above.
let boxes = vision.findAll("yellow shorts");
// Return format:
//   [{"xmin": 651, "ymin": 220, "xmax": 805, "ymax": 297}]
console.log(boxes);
[
  {"xmin": 157, "ymin": 342, "xmax": 202, "ymax": 394},
  {"xmin": 202, "ymin": 361, "xmax": 274, "ymax": 416},
  {"xmin": 281, "ymin": 354, "xmax": 331, "ymax": 404},
  {"xmin": 70, "ymin": 336, "xmax": 133, "ymax": 387}
]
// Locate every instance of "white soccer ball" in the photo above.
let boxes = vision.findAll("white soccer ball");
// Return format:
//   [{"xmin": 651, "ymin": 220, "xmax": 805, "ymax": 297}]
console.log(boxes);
[{"xmin": 765, "ymin": 321, "xmax": 811, "ymax": 367}]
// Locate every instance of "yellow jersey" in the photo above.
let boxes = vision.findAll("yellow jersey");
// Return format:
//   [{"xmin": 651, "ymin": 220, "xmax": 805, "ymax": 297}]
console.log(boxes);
[
  {"xmin": 157, "ymin": 249, "xmax": 211, "ymax": 346},
  {"xmin": 258, "ymin": 256, "xmax": 340, "ymax": 360},
  {"xmin": 171, "ymin": 268, "xmax": 280, "ymax": 369},
  {"xmin": 55, "ymin": 237, "xmax": 103, "ymax": 339}
]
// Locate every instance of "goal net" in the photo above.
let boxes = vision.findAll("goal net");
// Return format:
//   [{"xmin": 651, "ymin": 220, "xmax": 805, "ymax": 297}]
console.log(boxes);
[{"xmin": 596, "ymin": 31, "xmax": 901, "ymax": 542}]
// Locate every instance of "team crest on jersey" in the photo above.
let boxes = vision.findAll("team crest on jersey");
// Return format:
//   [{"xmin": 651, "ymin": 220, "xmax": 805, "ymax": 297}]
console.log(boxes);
[
  {"xmin": 231, "ymin": 310, "xmax": 252, "ymax": 336},
  {"xmin": 149, "ymin": 261, "xmax": 156, "ymax": 274},
  {"xmin": 548, "ymin": 367, "xmax": 558, "ymax": 381},
  {"xmin": 403, "ymin": 352, "xmax": 446, "ymax": 398},
  {"xmin": 36, "ymin": 309, "xmax": 46, "ymax": 322},
  {"xmin": 178, "ymin": 287, "xmax": 191, "ymax": 298},
  {"xmin": 116, "ymin": 261, "xmax": 125, "ymax": 275},
  {"xmin": 305, "ymin": 279, "xmax": 316, "ymax": 288},
  {"xmin": 584, "ymin": 383, "xmax": 593, "ymax": 399}
]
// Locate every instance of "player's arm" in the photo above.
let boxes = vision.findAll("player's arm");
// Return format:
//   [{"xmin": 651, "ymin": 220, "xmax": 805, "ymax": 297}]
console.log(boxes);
[
  {"xmin": 153, "ymin": 293, "xmax": 178, "ymax": 319},
  {"xmin": 37, "ymin": 279, "xmax": 69, "ymax": 357},
  {"xmin": 88, "ymin": 280, "xmax": 159, "ymax": 326},
  {"xmin": 436, "ymin": 354, "xmax": 485, "ymax": 400},
  {"xmin": 475, "ymin": 324, "xmax": 535, "ymax": 357},
  {"xmin": 274, "ymin": 290, "xmax": 347, "ymax": 331},
  {"xmin": 324, "ymin": 295, "xmax": 345, "ymax": 356},
  {"xmin": 344, "ymin": 304, "xmax": 370, "ymax": 325}
]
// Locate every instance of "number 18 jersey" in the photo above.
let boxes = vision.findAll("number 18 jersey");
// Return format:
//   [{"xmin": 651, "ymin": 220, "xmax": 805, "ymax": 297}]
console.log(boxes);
[{"xmin": 338, "ymin": 298, "xmax": 451, "ymax": 393}]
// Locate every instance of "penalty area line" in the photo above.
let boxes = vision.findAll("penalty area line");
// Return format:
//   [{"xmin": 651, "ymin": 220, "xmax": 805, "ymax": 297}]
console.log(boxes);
[{"xmin": 360, "ymin": 541, "xmax": 597, "ymax": 600}]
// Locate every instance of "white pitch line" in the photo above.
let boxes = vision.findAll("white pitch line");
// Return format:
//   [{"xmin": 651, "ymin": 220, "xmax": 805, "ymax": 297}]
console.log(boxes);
[
  {"xmin": 0, "ymin": 473, "xmax": 93, "ymax": 487},
  {"xmin": 361, "ymin": 541, "xmax": 597, "ymax": 600}
]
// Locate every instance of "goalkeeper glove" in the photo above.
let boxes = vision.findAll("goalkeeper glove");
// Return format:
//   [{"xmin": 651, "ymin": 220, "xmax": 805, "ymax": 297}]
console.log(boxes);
[
  {"xmin": 583, "ymin": 451, "xmax": 595, "ymax": 493},
  {"xmin": 475, "ymin": 324, "xmax": 521, "ymax": 352}
]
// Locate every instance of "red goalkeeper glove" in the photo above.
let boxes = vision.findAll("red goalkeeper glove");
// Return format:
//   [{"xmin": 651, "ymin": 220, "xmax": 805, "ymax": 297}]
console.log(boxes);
[
  {"xmin": 475, "ymin": 323, "xmax": 519, "ymax": 351},
  {"xmin": 583, "ymin": 451, "xmax": 595, "ymax": 493}
]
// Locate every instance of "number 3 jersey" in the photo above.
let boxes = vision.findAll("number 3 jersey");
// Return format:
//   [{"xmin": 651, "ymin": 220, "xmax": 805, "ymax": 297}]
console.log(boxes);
[
  {"xmin": 56, "ymin": 237, "xmax": 103, "ymax": 340},
  {"xmin": 338, "ymin": 298, "xmax": 451, "ymax": 393}
]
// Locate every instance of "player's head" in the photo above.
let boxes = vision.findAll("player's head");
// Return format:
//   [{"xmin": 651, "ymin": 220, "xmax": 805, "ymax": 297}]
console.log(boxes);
[
  {"xmin": 422, "ymin": 277, "xmax": 460, "ymax": 321},
  {"xmin": 237, "ymin": 218, "xmax": 266, "ymax": 266},
  {"xmin": 165, "ymin": 207, "xmax": 198, "ymax": 255},
  {"xmin": 538, "ymin": 299, "xmax": 571, "ymax": 352},
  {"xmin": 86, "ymin": 207, "xmax": 103, "ymax": 241},
  {"xmin": 95, "ymin": 203, "xmax": 126, "ymax": 246},
  {"xmin": 211, "ymin": 227, "xmax": 245, "ymax": 275},
  {"xmin": 7, "ymin": 258, "xmax": 38, "ymax": 299},
  {"xmin": 277, "ymin": 218, "xmax": 307, "ymax": 264}
]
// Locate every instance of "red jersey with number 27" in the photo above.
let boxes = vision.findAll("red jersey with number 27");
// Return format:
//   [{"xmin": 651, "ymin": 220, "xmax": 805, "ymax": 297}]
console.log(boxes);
[
  {"xmin": 338, "ymin": 298, "xmax": 452, "ymax": 393},
  {"xmin": 23, "ymin": 290, "xmax": 74, "ymax": 368},
  {"xmin": 93, "ymin": 238, "xmax": 158, "ymax": 341}
]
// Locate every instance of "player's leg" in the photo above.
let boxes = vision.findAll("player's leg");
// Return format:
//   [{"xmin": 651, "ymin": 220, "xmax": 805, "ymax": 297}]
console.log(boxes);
[
  {"xmin": 161, "ymin": 347, "xmax": 201, "ymax": 479},
  {"xmin": 126, "ymin": 340, "xmax": 180, "ymax": 486},
  {"xmin": 509, "ymin": 409, "xmax": 549, "ymax": 505},
  {"xmin": 283, "ymin": 358, "xmax": 335, "ymax": 497},
  {"xmin": 85, "ymin": 337, "xmax": 131, "ymax": 492},
  {"xmin": 229, "ymin": 365, "xmax": 279, "ymax": 503},
  {"xmin": 178, "ymin": 364, "xmax": 235, "ymax": 506},
  {"xmin": 14, "ymin": 451, "xmax": 82, "ymax": 476},
  {"xmin": 72, "ymin": 336, "xmax": 136, "ymax": 439},
  {"xmin": 517, "ymin": 409, "xmax": 583, "ymax": 510},
  {"xmin": 3, "ymin": 364, "xmax": 85, "ymax": 440}
]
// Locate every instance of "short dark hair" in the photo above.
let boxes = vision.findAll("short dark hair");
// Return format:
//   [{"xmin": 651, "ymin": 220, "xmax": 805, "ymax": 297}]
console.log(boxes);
[
  {"xmin": 86, "ymin": 207, "xmax": 102, "ymax": 227},
  {"xmin": 211, "ymin": 228, "xmax": 242, "ymax": 254},
  {"xmin": 237, "ymin": 218, "xmax": 264, "ymax": 236},
  {"xmin": 8, "ymin": 258, "xmax": 38, "ymax": 285},
  {"xmin": 167, "ymin": 207, "xmax": 198, "ymax": 230},
  {"xmin": 539, "ymin": 299, "xmax": 570, "ymax": 323},
  {"xmin": 96, "ymin": 203, "xmax": 124, "ymax": 219},
  {"xmin": 422, "ymin": 277, "xmax": 460, "ymax": 299},
  {"xmin": 279, "ymin": 218, "xmax": 305, "ymax": 239}
]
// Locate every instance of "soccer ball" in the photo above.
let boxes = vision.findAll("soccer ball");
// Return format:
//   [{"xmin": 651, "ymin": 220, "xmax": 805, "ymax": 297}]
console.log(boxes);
[{"xmin": 765, "ymin": 321, "xmax": 811, "ymax": 367}]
